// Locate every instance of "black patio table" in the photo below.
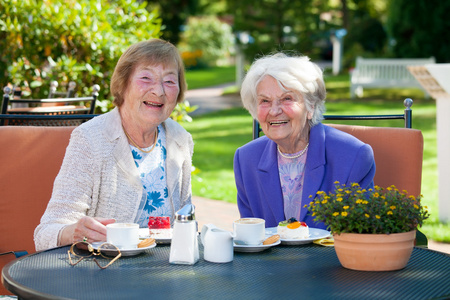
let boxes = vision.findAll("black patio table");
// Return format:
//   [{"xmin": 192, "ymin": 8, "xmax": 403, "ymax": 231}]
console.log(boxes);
[{"xmin": 2, "ymin": 242, "xmax": 450, "ymax": 300}]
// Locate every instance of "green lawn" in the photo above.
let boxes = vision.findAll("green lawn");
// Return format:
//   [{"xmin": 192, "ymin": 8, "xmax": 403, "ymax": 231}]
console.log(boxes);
[
  {"xmin": 183, "ymin": 69, "xmax": 450, "ymax": 243},
  {"xmin": 185, "ymin": 66, "xmax": 236, "ymax": 90}
]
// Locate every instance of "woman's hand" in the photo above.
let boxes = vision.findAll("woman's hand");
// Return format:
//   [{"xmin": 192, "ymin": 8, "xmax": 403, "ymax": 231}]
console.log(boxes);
[{"xmin": 59, "ymin": 217, "xmax": 116, "ymax": 246}]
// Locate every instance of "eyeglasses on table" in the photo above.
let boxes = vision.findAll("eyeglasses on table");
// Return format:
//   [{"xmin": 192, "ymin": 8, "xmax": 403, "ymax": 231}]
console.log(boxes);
[{"xmin": 67, "ymin": 241, "xmax": 121, "ymax": 269}]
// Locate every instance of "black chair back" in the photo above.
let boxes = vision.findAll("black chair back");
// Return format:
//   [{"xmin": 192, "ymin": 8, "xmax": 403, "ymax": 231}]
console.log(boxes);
[
  {"xmin": 252, "ymin": 98, "xmax": 413, "ymax": 140},
  {"xmin": 1, "ymin": 85, "xmax": 100, "ymax": 126}
]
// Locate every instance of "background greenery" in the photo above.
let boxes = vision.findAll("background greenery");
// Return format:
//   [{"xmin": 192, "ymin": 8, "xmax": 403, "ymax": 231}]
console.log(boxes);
[
  {"xmin": 178, "ymin": 16, "xmax": 234, "ymax": 68},
  {"xmin": 2, "ymin": 1, "xmax": 449, "ymax": 109},
  {"xmin": 227, "ymin": 0, "xmax": 450, "ymax": 65},
  {"xmin": 182, "ymin": 69, "xmax": 448, "ymax": 243},
  {"xmin": 0, "ymin": 0, "xmax": 161, "ymax": 111},
  {"xmin": 387, "ymin": 0, "xmax": 450, "ymax": 63},
  {"xmin": 185, "ymin": 66, "xmax": 235, "ymax": 89}
]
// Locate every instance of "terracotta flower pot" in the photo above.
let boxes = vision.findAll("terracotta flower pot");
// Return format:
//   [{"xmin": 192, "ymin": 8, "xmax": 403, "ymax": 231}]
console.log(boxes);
[{"xmin": 333, "ymin": 230, "xmax": 416, "ymax": 271}]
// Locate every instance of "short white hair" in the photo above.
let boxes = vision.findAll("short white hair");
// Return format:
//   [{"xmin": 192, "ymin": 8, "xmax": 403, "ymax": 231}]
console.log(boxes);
[{"xmin": 240, "ymin": 53, "xmax": 326, "ymax": 126}]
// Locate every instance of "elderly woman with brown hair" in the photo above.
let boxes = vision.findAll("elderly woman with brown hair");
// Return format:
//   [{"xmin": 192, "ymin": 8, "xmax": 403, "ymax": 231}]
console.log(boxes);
[
  {"xmin": 35, "ymin": 39, "xmax": 193, "ymax": 250},
  {"xmin": 234, "ymin": 53, "xmax": 375, "ymax": 229}
]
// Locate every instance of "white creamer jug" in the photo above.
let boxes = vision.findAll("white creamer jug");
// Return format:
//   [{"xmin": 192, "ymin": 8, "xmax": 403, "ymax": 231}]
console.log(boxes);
[
  {"xmin": 169, "ymin": 204, "xmax": 199, "ymax": 265},
  {"xmin": 201, "ymin": 224, "xmax": 235, "ymax": 263}
]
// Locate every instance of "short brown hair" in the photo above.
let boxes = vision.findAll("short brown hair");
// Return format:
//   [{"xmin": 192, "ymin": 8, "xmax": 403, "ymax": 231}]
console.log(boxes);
[{"xmin": 110, "ymin": 39, "xmax": 187, "ymax": 107}]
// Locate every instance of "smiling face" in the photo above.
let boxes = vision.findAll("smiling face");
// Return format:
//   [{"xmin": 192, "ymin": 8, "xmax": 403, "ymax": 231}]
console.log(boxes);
[
  {"xmin": 120, "ymin": 63, "xmax": 180, "ymax": 129},
  {"xmin": 256, "ymin": 75, "xmax": 312, "ymax": 152}
]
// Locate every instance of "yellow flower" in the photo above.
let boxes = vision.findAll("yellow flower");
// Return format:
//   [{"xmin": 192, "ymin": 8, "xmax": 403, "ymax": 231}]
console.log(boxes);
[
  {"xmin": 332, "ymin": 212, "xmax": 339, "ymax": 216},
  {"xmin": 365, "ymin": 214, "xmax": 370, "ymax": 218},
  {"xmin": 343, "ymin": 206, "xmax": 349, "ymax": 210},
  {"xmin": 352, "ymin": 183, "xmax": 359, "ymax": 187},
  {"xmin": 356, "ymin": 199, "xmax": 363, "ymax": 204},
  {"xmin": 345, "ymin": 190, "xmax": 352, "ymax": 194},
  {"xmin": 338, "ymin": 188, "xmax": 343, "ymax": 192},
  {"xmin": 373, "ymin": 192, "xmax": 380, "ymax": 197},
  {"xmin": 414, "ymin": 204, "xmax": 419, "ymax": 209},
  {"xmin": 341, "ymin": 212, "xmax": 348, "ymax": 217},
  {"xmin": 376, "ymin": 215, "xmax": 380, "ymax": 219},
  {"xmin": 334, "ymin": 181, "xmax": 340, "ymax": 184},
  {"xmin": 362, "ymin": 200, "xmax": 369, "ymax": 205},
  {"xmin": 390, "ymin": 205, "xmax": 396, "ymax": 210},
  {"xmin": 387, "ymin": 211, "xmax": 393, "ymax": 215},
  {"xmin": 337, "ymin": 197, "xmax": 343, "ymax": 202},
  {"xmin": 321, "ymin": 199, "xmax": 328, "ymax": 204}
]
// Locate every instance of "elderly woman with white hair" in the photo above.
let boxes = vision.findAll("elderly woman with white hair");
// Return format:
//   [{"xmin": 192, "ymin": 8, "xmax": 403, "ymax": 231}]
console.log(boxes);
[{"xmin": 233, "ymin": 53, "xmax": 375, "ymax": 228}]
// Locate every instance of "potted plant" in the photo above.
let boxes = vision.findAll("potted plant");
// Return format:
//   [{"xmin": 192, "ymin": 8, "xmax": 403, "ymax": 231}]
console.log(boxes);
[{"xmin": 307, "ymin": 181, "xmax": 429, "ymax": 271}]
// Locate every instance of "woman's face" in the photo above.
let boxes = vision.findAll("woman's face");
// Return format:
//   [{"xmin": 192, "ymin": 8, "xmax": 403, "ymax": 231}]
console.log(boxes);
[
  {"xmin": 256, "ymin": 75, "xmax": 312, "ymax": 149},
  {"xmin": 121, "ymin": 63, "xmax": 179, "ymax": 128}
]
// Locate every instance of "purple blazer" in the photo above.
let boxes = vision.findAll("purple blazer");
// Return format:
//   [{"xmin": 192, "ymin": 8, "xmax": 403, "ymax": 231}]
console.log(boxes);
[{"xmin": 233, "ymin": 123, "xmax": 375, "ymax": 229}]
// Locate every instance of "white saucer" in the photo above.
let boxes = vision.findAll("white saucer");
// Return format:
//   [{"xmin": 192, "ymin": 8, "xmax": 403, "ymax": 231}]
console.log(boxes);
[
  {"xmin": 91, "ymin": 242, "xmax": 156, "ymax": 257},
  {"xmin": 265, "ymin": 227, "xmax": 330, "ymax": 245},
  {"xmin": 139, "ymin": 228, "xmax": 172, "ymax": 244},
  {"xmin": 233, "ymin": 239, "xmax": 281, "ymax": 253}
]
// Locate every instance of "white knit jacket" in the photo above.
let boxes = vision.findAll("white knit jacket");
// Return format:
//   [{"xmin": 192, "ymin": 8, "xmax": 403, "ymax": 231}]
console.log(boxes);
[{"xmin": 34, "ymin": 107, "xmax": 193, "ymax": 251}]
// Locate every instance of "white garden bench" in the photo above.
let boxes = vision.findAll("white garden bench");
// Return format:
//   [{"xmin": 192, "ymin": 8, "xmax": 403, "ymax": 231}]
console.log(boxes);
[{"xmin": 350, "ymin": 57, "xmax": 436, "ymax": 98}]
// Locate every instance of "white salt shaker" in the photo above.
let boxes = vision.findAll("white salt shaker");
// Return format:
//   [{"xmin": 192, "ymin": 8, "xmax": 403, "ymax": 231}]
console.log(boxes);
[{"xmin": 169, "ymin": 204, "xmax": 199, "ymax": 265}]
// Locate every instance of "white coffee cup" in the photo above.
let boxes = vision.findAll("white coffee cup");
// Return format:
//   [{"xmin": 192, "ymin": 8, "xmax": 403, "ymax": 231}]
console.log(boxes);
[
  {"xmin": 106, "ymin": 223, "xmax": 139, "ymax": 249},
  {"xmin": 233, "ymin": 218, "xmax": 265, "ymax": 245}
]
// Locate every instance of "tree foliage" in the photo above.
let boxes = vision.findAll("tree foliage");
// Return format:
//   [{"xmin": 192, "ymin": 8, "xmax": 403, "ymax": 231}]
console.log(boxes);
[
  {"xmin": 145, "ymin": 0, "xmax": 199, "ymax": 45},
  {"xmin": 228, "ymin": 0, "xmax": 332, "ymax": 62},
  {"xmin": 0, "ymin": 0, "xmax": 161, "ymax": 111},
  {"xmin": 387, "ymin": 0, "xmax": 450, "ymax": 62}
]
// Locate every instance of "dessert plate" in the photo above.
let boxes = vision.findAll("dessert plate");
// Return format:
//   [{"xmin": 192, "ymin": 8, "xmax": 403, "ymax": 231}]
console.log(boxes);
[
  {"xmin": 139, "ymin": 228, "xmax": 172, "ymax": 244},
  {"xmin": 91, "ymin": 241, "xmax": 156, "ymax": 257},
  {"xmin": 233, "ymin": 239, "xmax": 281, "ymax": 253},
  {"xmin": 265, "ymin": 227, "xmax": 330, "ymax": 245}
]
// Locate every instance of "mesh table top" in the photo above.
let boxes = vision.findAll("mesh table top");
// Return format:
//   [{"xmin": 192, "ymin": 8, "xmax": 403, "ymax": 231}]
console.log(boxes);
[{"xmin": 2, "ymin": 243, "xmax": 450, "ymax": 300}]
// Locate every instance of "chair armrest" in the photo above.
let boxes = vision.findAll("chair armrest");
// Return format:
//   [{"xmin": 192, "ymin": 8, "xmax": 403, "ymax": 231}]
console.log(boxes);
[
  {"xmin": 0, "ymin": 250, "xmax": 28, "ymax": 258},
  {"xmin": 415, "ymin": 230, "xmax": 428, "ymax": 248}
]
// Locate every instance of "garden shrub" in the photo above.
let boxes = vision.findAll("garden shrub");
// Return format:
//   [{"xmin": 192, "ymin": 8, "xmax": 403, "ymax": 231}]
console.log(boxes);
[
  {"xmin": 178, "ymin": 16, "xmax": 234, "ymax": 68},
  {"xmin": 0, "ymin": 0, "xmax": 162, "ymax": 112}
]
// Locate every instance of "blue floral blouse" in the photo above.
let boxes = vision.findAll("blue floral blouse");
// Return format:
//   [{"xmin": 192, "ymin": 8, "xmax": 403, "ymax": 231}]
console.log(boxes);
[{"xmin": 128, "ymin": 125, "xmax": 171, "ymax": 227}]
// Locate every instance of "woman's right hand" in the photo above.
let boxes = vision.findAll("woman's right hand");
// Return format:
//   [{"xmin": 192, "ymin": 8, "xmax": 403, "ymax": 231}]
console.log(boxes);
[{"xmin": 59, "ymin": 216, "xmax": 116, "ymax": 246}]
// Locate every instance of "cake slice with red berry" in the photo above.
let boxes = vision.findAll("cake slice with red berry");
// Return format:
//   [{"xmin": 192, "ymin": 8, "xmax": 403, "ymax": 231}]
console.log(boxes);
[
  {"xmin": 277, "ymin": 218, "xmax": 309, "ymax": 239},
  {"xmin": 148, "ymin": 216, "xmax": 171, "ymax": 237}
]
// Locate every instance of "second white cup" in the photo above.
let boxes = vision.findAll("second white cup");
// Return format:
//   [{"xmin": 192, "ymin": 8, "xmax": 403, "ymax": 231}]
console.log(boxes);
[
  {"xmin": 106, "ymin": 223, "xmax": 139, "ymax": 249},
  {"xmin": 233, "ymin": 218, "xmax": 265, "ymax": 245}
]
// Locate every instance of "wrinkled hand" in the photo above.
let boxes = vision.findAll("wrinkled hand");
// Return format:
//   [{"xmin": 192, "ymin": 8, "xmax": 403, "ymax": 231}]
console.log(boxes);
[{"xmin": 60, "ymin": 217, "xmax": 116, "ymax": 246}]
